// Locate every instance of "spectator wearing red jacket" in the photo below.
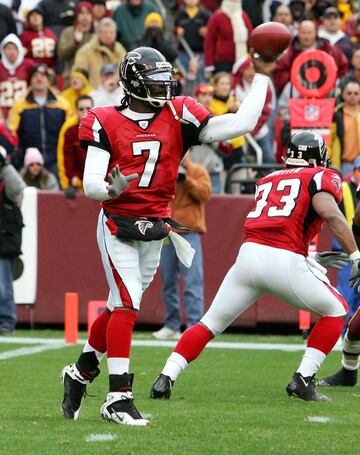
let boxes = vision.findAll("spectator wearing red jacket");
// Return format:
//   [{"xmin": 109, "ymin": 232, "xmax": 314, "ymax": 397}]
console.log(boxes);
[
  {"xmin": 273, "ymin": 20, "xmax": 349, "ymax": 95},
  {"xmin": 204, "ymin": 0, "xmax": 253, "ymax": 76},
  {"xmin": 21, "ymin": 8, "xmax": 58, "ymax": 69}
]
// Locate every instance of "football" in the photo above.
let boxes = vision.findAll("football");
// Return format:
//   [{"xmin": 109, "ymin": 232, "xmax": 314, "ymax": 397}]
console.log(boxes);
[{"xmin": 248, "ymin": 22, "xmax": 292, "ymax": 62}]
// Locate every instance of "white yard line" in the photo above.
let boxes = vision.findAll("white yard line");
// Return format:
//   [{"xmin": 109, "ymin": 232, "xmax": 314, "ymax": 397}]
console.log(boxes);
[
  {"xmin": 0, "ymin": 336, "xmax": 342, "ymax": 360},
  {"xmin": 0, "ymin": 342, "xmax": 66, "ymax": 360}
]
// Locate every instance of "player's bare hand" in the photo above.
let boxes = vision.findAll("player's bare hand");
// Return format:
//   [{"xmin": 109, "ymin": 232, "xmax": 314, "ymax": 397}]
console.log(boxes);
[
  {"xmin": 106, "ymin": 165, "xmax": 138, "ymax": 198},
  {"xmin": 251, "ymin": 52, "xmax": 277, "ymax": 76}
]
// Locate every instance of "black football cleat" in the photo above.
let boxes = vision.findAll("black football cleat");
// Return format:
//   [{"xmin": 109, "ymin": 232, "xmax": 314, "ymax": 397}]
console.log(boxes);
[
  {"xmin": 317, "ymin": 367, "xmax": 357, "ymax": 387},
  {"xmin": 61, "ymin": 363, "xmax": 100, "ymax": 419},
  {"xmin": 150, "ymin": 374, "xmax": 174, "ymax": 399},
  {"xmin": 286, "ymin": 372, "xmax": 329, "ymax": 401}
]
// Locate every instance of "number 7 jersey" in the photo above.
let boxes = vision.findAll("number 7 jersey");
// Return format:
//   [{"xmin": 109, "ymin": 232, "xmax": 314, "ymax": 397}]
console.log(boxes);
[
  {"xmin": 79, "ymin": 97, "xmax": 210, "ymax": 217},
  {"xmin": 244, "ymin": 166, "xmax": 343, "ymax": 256}
]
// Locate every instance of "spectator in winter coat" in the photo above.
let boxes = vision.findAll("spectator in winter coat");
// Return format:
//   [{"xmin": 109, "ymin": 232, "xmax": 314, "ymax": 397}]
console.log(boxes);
[
  {"xmin": 318, "ymin": 7, "xmax": 353, "ymax": 62},
  {"xmin": 20, "ymin": 147, "xmax": 59, "ymax": 190},
  {"xmin": 112, "ymin": 0, "xmax": 160, "ymax": 50},
  {"xmin": 37, "ymin": 0, "xmax": 79, "ymax": 38},
  {"xmin": 61, "ymin": 68, "xmax": 93, "ymax": 114},
  {"xmin": 204, "ymin": 0, "xmax": 253, "ymax": 76},
  {"xmin": 131, "ymin": 12, "xmax": 178, "ymax": 64},
  {"xmin": 174, "ymin": 0, "xmax": 211, "ymax": 83},
  {"xmin": 0, "ymin": 34, "xmax": 34, "ymax": 119},
  {"xmin": 57, "ymin": 95, "xmax": 93, "ymax": 197},
  {"xmin": 272, "ymin": 4, "xmax": 297, "ymax": 35},
  {"xmin": 329, "ymin": 80, "xmax": 360, "ymax": 174},
  {"xmin": 273, "ymin": 20, "xmax": 348, "ymax": 95},
  {"xmin": 73, "ymin": 17, "xmax": 125, "ymax": 88},
  {"xmin": 21, "ymin": 8, "xmax": 58, "ymax": 69},
  {"xmin": 91, "ymin": 0, "xmax": 110, "ymax": 28},
  {"xmin": 58, "ymin": 1, "xmax": 94, "ymax": 88},
  {"xmin": 288, "ymin": 0, "xmax": 307, "ymax": 29},
  {"xmin": 8, "ymin": 63, "xmax": 70, "ymax": 176},
  {"xmin": 91, "ymin": 64, "xmax": 123, "ymax": 107}
]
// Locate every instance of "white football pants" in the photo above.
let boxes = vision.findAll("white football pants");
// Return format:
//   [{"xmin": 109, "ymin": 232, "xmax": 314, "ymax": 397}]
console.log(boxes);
[
  {"xmin": 201, "ymin": 242, "xmax": 348, "ymax": 336},
  {"xmin": 97, "ymin": 210, "xmax": 163, "ymax": 311}
]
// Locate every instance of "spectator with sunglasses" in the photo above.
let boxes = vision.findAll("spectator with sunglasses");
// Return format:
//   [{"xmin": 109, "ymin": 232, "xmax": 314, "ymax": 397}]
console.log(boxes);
[{"xmin": 329, "ymin": 80, "xmax": 360, "ymax": 174}]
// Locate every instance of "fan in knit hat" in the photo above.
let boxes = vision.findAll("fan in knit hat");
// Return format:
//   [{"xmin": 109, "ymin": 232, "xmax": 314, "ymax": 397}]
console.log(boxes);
[{"xmin": 24, "ymin": 147, "xmax": 44, "ymax": 168}]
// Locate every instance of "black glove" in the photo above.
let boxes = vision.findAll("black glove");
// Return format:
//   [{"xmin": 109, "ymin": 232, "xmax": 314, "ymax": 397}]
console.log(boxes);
[
  {"xmin": 349, "ymin": 258, "xmax": 360, "ymax": 291},
  {"xmin": 64, "ymin": 186, "xmax": 77, "ymax": 200}
]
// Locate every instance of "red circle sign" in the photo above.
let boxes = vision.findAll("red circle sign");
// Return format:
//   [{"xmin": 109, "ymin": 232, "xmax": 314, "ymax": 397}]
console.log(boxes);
[{"xmin": 290, "ymin": 50, "xmax": 337, "ymax": 98}]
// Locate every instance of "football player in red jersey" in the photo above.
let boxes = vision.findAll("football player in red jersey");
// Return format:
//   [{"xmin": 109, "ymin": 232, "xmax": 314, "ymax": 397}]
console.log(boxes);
[
  {"xmin": 61, "ymin": 46, "xmax": 274, "ymax": 425},
  {"xmin": 151, "ymin": 130, "xmax": 360, "ymax": 403}
]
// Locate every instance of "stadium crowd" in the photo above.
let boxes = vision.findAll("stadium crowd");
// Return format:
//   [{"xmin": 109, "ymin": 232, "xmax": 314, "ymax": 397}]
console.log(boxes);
[{"xmin": 0, "ymin": 0, "xmax": 359, "ymax": 196}]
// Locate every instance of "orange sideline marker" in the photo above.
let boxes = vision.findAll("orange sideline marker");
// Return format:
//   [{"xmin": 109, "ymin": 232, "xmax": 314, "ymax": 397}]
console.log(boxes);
[
  {"xmin": 299, "ymin": 310, "xmax": 311, "ymax": 330},
  {"xmin": 65, "ymin": 292, "xmax": 79, "ymax": 344}
]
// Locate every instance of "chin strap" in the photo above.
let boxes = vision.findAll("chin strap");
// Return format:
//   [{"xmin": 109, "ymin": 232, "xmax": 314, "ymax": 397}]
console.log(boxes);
[{"xmin": 166, "ymin": 100, "xmax": 189, "ymax": 124}]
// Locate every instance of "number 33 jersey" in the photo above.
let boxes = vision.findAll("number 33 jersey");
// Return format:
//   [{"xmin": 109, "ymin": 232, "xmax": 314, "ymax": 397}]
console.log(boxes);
[
  {"xmin": 244, "ymin": 166, "xmax": 343, "ymax": 256},
  {"xmin": 79, "ymin": 97, "xmax": 210, "ymax": 217}
]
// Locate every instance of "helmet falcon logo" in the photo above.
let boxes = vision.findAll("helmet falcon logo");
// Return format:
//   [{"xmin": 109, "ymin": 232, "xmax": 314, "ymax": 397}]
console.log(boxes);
[
  {"xmin": 121, "ymin": 52, "xmax": 142, "ymax": 80},
  {"xmin": 135, "ymin": 220, "xmax": 154, "ymax": 235}
]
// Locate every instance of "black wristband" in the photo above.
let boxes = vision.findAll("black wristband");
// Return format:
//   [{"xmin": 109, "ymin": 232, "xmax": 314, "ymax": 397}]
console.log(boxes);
[{"xmin": 352, "ymin": 220, "xmax": 360, "ymax": 236}]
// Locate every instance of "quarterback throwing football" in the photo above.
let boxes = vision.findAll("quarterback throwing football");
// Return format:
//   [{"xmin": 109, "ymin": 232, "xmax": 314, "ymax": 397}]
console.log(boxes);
[{"xmin": 61, "ymin": 46, "xmax": 274, "ymax": 425}]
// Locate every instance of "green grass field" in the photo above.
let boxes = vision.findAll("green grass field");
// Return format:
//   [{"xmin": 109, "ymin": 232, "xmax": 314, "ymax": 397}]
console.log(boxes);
[{"xmin": 0, "ymin": 330, "xmax": 358, "ymax": 455}]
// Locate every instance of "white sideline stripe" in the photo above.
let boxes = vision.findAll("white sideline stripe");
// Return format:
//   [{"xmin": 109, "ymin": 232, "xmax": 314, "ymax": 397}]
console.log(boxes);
[
  {"xmin": 0, "ymin": 336, "xmax": 68, "ymax": 345},
  {"xmin": 0, "ymin": 336, "xmax": 342, "ymax": 353},
  {"xmin": 0, "ymin": 342, "xmax": 66, "ymax": 360}
]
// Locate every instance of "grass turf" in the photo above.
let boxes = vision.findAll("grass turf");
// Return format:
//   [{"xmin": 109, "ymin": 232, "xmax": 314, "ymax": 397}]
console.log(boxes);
[{"xmin": 0, "ymin": 331, "xmax": 358, "ymax": 454}]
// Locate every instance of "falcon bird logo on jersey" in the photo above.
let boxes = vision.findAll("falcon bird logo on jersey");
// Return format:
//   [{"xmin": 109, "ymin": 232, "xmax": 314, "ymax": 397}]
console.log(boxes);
[
  {"xmin": 331, "ymin": 175, "xmax": 341, "ymax": 193},
  {"xmin": 135, "ymin": 220, "xmax": 154, "ymax": 235}
]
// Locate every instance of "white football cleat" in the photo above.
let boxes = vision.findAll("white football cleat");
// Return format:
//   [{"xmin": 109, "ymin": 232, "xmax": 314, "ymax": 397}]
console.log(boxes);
[{"xmin": 101, "ymin": 391, "xmax": 149, "ymax": 426}]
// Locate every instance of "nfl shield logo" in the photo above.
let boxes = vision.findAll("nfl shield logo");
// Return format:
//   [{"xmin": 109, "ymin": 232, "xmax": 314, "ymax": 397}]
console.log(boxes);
[{"xmin": 304, "ymin": 105, "xmax": 319, "ymax": 122}]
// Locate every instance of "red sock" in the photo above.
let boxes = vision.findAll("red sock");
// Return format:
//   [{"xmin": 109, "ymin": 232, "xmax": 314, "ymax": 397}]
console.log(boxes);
[
  {"xmin": 174, "ymin": 323, "xmax": 213, "ymax": 363},
  {"xmin": 307, "ymin": 316, "xmax": 344, "ymax": 355},
  {"xmin": 107, "ymin": 309, "xmax": 137, "ymax": 358},
  {"xmin": 88, "ymin": 309, "xmax": 111, "ymax": 353}
]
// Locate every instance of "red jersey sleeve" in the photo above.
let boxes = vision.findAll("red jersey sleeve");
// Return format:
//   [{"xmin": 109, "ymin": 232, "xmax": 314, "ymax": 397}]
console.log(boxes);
[
  {"xmin": 172, "ymin": 96, "xmax": 212, "ymax": 152},
  {"xmin": 309, "ymin": 168, "xmax": 343, "ymax": 204},
  {"xmin": 79, "ymin": 109, "xmax": 111, "ymax": 153}
]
